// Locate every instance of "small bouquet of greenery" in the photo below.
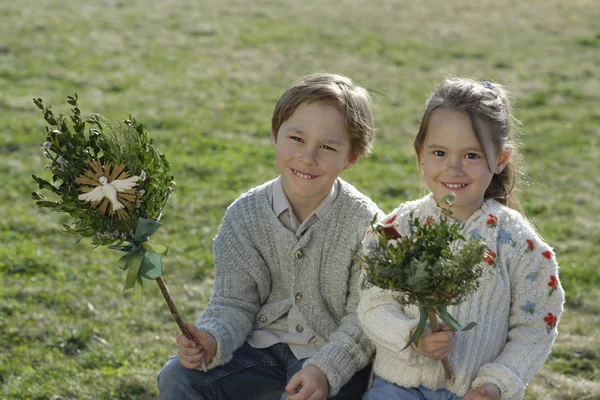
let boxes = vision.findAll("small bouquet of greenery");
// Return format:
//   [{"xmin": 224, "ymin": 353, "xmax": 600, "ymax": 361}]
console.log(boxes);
[
  {"xmin": 32, "ymin": 94, "xmax": 205, "ymax": 370},
  {"xmin": 359, "ymin": 194, "xmax": 490, "ymax": 379}
]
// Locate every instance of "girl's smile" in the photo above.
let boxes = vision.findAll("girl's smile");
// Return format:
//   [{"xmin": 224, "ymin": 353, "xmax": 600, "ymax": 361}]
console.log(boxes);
[{"xmin": 441, "ymin": 183, "xmax": 468, "ymax": 189}]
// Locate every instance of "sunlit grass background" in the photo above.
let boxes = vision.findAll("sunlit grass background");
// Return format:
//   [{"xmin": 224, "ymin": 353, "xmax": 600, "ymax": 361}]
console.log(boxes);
[{"xmin": 1, "ymin": 0, "xmax": 599, "ymax": 398}]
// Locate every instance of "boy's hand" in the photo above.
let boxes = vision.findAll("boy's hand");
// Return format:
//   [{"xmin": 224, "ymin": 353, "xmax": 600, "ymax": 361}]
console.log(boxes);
[
  {"xmin": 176, "ymin": 323, "xmax": 217, "ymax": 369},
  {"xmin": 285, "ymin": 365, "xmax": 329, "ymax": 400},
  {"xmin": 463, "ymin": 383, "xmax": 501, "ymax": 400},
  {"xmin": 412, "ymin": 323, "xmax": 454, "ymax": 360}
]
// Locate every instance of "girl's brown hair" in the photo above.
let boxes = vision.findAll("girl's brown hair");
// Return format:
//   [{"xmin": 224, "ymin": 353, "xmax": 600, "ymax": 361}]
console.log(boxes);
[{"xmin": 414, "ymin": 77, "xmax": 523, "ymax": 212}]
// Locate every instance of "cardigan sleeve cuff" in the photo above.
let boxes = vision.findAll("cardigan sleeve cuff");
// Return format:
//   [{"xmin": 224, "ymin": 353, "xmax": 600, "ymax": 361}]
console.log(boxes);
[
  {"xmin": 472, "ymin": 362, "xmax": 525, "ymax": 400},
  {"xmin": 196, "ymin": 322, "xmax": 235, "ymax": 370},
  {"xmin": 303, "ymin": 343, "xmax": 361, "ymax": 396}
]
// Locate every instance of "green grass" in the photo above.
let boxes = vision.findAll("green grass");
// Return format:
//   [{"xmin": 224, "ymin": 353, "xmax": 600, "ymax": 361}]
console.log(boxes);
[{"xmin": 1, "ymin": 0, "xmax": 599, "ymax": 398}]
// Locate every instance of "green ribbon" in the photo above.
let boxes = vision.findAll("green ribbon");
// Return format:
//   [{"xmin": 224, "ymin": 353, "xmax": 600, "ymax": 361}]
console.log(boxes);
[
  {"xmin": 438, "ymin": 305, "xmax": 477, "ymax": 332},
  {"xmin": 401, "ymin": 305, "xmax": 476, "ymax": 350},
  {"xmin": 402, "ymin": 306, "xmax": 429, "ymax": 350},
  {"xmin": 109, "ymin": 218, "xmax": 169, "ymax": 297}
]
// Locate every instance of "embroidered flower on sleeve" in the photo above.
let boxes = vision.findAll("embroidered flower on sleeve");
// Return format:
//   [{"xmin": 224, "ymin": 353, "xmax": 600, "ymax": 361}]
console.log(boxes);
[
  {"xmin": 368, "ymin": 239, "xmax": 378, "ymax": 250},
  {"xmin": 520, "ymin": 301, "xmax": 536, "ymax": 314},
  {"xmin": 499, "ymin": 230, "xmax": 516, "ymax": 246},
  {"xmin": 544, "ymin": 313, "xmax": 557, "ymax": 332},
  {"xmin": 425, "ymin": 216, "xmax": 435, "ymax": 226},
  {"xmin": 483, "ymin": 248, "xmax": 496, "ymax": 265},
  {"xmin": 487, "ymin": 214, "xmax": 498, "ymax": 228},
  {"xmin": 378, "ymin": 214, "xmax": 402, "ymax": 240},
  {"xmin": 470, "ymin": 228, "xmax": 482, "ymax": 240},
  {"xmin": 381, "ymin": 226, "xmax": 402, "ymax": 240},
  {"xmin": 525, "ymin": 271, "xmax": 539, "ymax": 281},
  {"xmin": 385, "ymin": 215, "xmax": 397, "ymax": 225},
  {"xmin": 526, "ymin": 239, "xmax": 535, "ymax": 251},
  {"xmin": 547, "ymin": 275, "xmax": 559, "ymax": 296},
  {"xmin": 542, "ymin": 250, "xmax": 553, "ymax": 259}
]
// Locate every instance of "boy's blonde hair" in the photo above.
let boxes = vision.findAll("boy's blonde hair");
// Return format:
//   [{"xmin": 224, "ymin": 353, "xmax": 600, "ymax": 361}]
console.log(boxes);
[
  {"xmin": 414, "ymin": 77, "xmax": 523, "ymax": 212},
  {"xmin": 271, "ymin": 73, "xmax": 375, "ymax": 158}
]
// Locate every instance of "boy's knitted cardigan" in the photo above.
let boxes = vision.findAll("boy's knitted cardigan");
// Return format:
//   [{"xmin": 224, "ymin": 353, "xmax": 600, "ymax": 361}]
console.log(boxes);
[
  {"xmin": 197, "ymin": 178, "xmax": 383, "ymax": 395},
  {"xmin": 357, "ymin": 194, "xmax": 564, "ymax": 400}
]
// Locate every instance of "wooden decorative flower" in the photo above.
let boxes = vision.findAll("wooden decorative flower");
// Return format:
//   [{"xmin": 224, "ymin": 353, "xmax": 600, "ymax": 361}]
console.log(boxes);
[{"xmin": 76, "ymin": 160, "xmax": 140, "ymax": 219}]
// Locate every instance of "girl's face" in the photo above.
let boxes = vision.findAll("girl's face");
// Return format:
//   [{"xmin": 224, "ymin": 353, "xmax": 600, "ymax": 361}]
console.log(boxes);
[{"xmin": 420, "ymin": 108, "xmax": 509, "ymax": 221}]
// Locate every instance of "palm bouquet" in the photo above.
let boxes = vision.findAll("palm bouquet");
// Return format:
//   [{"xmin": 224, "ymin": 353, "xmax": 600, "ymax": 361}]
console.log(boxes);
[
  {"xmin": 359, "ymin": 194, "xmax": 491, "ymax": 380},
  {"xmin": 31, "ymin": 94, "xmax": 206, "ymax": 370}
]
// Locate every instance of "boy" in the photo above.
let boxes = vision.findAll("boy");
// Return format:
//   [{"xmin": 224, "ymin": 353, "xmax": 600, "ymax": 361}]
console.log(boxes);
[{"xmin": 158, "ymin": 73, "xmax": 382, "ymax": 400}]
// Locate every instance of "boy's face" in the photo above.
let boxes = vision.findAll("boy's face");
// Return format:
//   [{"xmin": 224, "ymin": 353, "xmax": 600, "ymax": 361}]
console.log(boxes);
[{"xmin": 272, "ymin": 101, "xmax": 358, "ymax": 212}]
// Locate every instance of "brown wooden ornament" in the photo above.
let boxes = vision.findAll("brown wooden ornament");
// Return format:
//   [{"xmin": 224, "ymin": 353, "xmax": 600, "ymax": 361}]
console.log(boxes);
[{"xmin": 76, "ymin": 160, "xmax": 141, "ymax": 219}]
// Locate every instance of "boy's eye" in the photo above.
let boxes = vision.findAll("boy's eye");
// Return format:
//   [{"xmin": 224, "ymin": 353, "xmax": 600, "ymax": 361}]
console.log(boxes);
[
  {"xmin": 290, "ymin": 136, "xmax": 303, "ymax": 143},
  {"xmin": 465, "ymin": 153, "xmax": 481, "ymax": 160},
  {"xmin": 433, "ymin": 150, "xmax": 445, "ymax": 157},
  {"xmin": 320, "ymin": 144, "xmax": 337, "ymax": 152}
]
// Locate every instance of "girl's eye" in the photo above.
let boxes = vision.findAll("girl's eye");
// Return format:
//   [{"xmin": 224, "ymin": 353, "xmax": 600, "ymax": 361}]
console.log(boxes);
[
  {"xmin": 465, "ymin": 153, "xmax": 481, "ymax": 160},
  {"xmin": 433, "ymin": 150, "xmax": 445, "ymax": 157},
  {"xmin": 290, "ymin": 136, "xmax": 303, "ymax": 143}
]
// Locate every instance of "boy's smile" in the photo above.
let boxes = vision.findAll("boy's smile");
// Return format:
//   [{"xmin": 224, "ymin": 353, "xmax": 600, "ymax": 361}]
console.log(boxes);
[
  {"xmin": 272, "ymin": 101, "xmax": 358, "ymax": 221},
  {"xmin": 291, "ymin": 169, "xmax": 317, "ymax": 180},
  {"xmin": 421, "ymin": 108, "xmax": 509, "ymax": 221}
]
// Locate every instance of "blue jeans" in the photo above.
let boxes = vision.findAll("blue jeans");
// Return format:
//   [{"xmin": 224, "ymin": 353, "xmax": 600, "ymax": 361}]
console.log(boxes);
[
  {"xmin": 158, "ymin": 342, "xmax": 370, "ymax": 400},
  {"xmin": 362, "ymin": 376, "xmax": 460, "ymax": 400}
]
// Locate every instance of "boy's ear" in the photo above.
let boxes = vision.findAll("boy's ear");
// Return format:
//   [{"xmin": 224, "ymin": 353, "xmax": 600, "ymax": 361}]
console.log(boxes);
[
  {"xmin": 495, "ymin": 149, "xmax": 512, "ymax": 174},
  {"xmin": 344, "ymin": 153, "xmax": 361, "ymax": 170},
  {"xmin": 270, "ymin": 130, "xmax": 277, "ymax": 146}
]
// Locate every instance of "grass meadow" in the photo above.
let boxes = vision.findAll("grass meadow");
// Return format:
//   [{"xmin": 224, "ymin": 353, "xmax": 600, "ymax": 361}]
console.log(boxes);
[{"xmin": 1, "ymin": 0, "xmax": 599, "ymax": 398}]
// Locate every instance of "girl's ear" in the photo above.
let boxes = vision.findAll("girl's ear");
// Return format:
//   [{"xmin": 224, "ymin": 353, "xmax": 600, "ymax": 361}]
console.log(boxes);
[
  {"xmin": 271, "ymin": 130, "xmax": 277, "ymax": 147},
  {"xmin": 495, "ymin": 149, "xmax": 512, "ymax": 174}
]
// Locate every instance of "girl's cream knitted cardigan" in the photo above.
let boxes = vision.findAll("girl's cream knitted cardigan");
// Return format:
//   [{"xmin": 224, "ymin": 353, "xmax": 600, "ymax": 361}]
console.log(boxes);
[{"xmin": 358, "ymin": 194, "xmax": 564, "ymax": 400}]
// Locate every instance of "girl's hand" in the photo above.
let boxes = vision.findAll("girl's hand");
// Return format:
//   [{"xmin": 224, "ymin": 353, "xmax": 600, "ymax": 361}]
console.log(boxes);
[
  {"xmin": 412, "ymin": 323, "xmax": 454, "ymax": 360},
  {"xmin": 285, "ymin": 365, "xmax": 329, "ymax": 400},
  {"xmin": 463, "ymin": 383, "xmax": 501, "ymax": 400},
  {"xmin": 176, "ymin": 323, "xmax": 217, "ymax": 369}
]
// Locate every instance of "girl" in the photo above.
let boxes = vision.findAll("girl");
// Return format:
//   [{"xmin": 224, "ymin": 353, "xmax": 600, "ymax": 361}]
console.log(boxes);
[{"xmin": 357, "ymin": 78, "xmax": 564, "ymax": 400}]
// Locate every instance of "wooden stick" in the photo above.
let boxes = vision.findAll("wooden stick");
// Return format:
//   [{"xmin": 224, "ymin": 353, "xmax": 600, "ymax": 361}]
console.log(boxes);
[
  {"xmin": 427, "ymin": 309, "xmax": 452, "ymax": 380},
  {"xmin": 155, "ymin": 276, "xmax": 207, "ymax": 372}
]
